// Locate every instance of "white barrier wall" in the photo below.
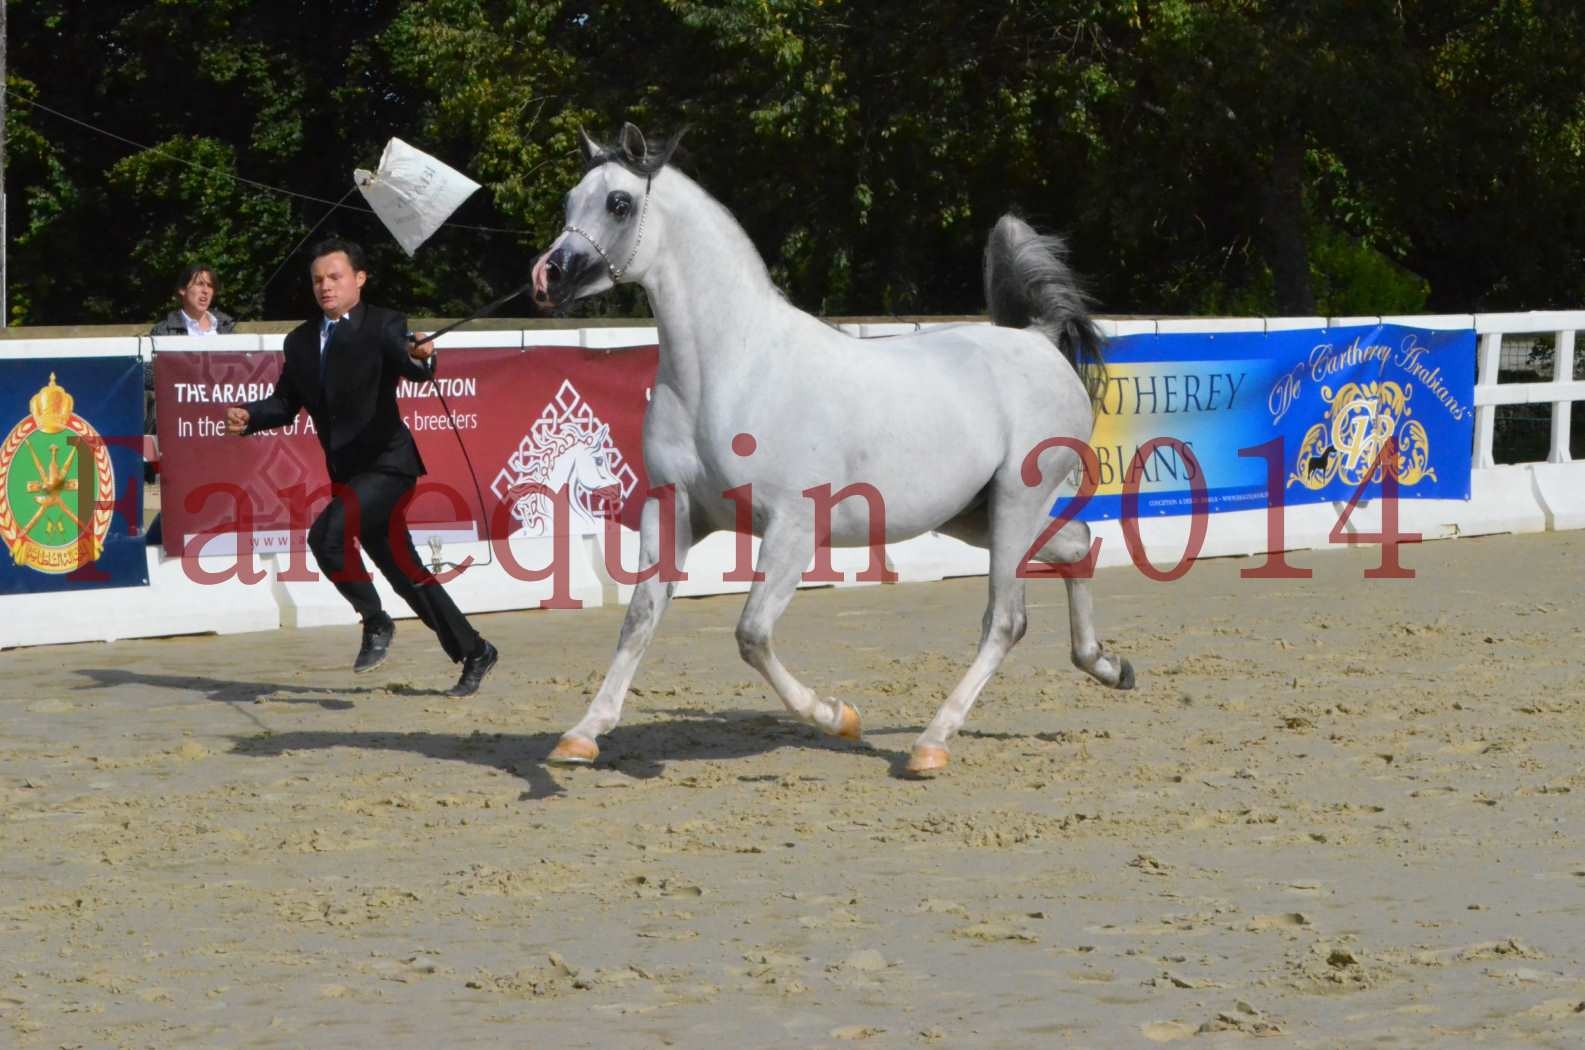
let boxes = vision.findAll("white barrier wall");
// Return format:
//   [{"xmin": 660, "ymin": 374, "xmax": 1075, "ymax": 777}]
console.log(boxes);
[{"xmin": 3, "ymin": 312, "xmax": 1583, "ymax": 648}]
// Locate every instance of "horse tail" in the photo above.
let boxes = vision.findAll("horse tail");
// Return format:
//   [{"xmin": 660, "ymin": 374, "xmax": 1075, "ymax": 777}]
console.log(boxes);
[{"xmin": 983, "ymin": 213, "xmax": 1106, "ymax": 400}]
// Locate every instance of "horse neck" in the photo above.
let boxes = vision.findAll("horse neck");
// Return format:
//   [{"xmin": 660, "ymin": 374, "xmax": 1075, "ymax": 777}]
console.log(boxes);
[{"xmin": 639, "ymin": 173, "xmax": 812, "ymax": 397}]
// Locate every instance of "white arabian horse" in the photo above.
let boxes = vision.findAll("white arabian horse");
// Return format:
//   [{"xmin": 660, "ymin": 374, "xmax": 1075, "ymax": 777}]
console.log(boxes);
[{"xmin": 532, "ymin": 124, "xmax": 1133, "ymax": 776}]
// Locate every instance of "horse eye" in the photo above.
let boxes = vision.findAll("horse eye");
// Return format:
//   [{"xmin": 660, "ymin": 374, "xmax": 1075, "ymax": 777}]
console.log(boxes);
[{"xmin": 606, "ymin": 191, "xmax": 633, "ymax": 219}]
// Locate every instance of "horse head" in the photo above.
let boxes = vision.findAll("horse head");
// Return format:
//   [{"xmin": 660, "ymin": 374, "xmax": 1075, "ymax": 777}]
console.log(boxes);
[
  {"xmin": 532, "ymin": 123, "xmax": 686, "ymax": 310},
  {"xmin": 567, "ymin": 422, "xmax": 621, "ymax": 519}
]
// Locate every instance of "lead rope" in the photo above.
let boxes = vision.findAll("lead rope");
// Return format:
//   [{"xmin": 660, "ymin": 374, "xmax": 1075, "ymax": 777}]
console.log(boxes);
[{"xmin": 408, "ymin": 276, "xmax": 539, "ymax": 573}]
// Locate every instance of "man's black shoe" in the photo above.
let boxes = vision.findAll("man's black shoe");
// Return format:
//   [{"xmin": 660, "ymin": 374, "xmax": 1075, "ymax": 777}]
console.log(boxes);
[
  {"xmin": 448, "ymin": 640, "xmax": 498, "ymax": 698},
  {"xmin": 353, "ymin": 619, "xmax": 395, "ymax": 673}
]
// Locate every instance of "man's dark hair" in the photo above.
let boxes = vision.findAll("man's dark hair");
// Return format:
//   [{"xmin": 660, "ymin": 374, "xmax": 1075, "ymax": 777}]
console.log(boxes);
[
  {"xmin": 175, "ymin": 264, "xmax": 219, "ymax": 295},
  {"xmin": 309, "ymin": 237, "xmax": 368, "ymax": 274}
]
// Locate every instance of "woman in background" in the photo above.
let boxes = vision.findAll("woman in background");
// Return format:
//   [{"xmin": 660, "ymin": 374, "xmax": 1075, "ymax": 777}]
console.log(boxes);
[
  {"xmin": 145, "ymin": 264, "xmax": 238, "ymax": 491},
  {"xmin": 150, "ymin": 264, "xmax": 236, "ymax": 337}
]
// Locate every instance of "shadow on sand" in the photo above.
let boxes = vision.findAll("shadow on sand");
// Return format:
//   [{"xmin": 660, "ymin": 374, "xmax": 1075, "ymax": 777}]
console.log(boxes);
[
  {"xmin": 230, "ymin": 710, "xmax": 909, "ymax": 800},
  {"xmin": 70, "ymin": 666, "xmax": 430, "ymax": 710},
  {"xmin": 70, "ymin": 667, "xmax": 922, "ymax": 794}
]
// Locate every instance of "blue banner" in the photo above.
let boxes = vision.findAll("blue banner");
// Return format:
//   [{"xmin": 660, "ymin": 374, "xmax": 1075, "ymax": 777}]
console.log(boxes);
[
  {"xmin": 1057, "ymin": 325, "xmax": 1477, "ymax": 520},
  {"xmin": 0, "ymin": 357, "xmax": 148, "ymax": 594}
]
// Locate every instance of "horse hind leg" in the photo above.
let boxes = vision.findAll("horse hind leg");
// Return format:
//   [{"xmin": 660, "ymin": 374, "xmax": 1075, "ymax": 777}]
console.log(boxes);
[
  {"xmin": 940, "ymin": 509, "xmax": 1132, "ymax": 690},
  {"xmin": 1035, "ymin": 519, "xmax": 1134, "ymax": 690}
]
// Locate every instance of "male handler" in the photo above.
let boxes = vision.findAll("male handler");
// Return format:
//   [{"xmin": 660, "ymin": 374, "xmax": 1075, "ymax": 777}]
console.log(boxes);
[{"xmin": 225, "ymin": 238, "xmax": 498, "ymax": 696}]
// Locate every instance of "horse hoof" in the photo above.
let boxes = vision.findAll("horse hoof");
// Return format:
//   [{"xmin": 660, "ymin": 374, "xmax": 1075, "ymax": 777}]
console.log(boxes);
[
  {"xmin": 905, "ymin": 745, "xmax": 950, "ymax": 778},
  {"xmin": 833, "ymin": 702, "xmax": 863, "ymax": 741},
  {"xmin": 547, "ymin": 735, "xmax": 599, "ymax": 766},
  {"xmin": 1116, "ymin": 658, "xmax": 1136, "ymax": 690}
]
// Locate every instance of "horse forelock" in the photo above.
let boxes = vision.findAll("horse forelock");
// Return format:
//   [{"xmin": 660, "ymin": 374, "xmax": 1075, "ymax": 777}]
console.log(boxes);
[{"xmin": 583, "ymin": 127, "xmax": 688, "ymax": 178}]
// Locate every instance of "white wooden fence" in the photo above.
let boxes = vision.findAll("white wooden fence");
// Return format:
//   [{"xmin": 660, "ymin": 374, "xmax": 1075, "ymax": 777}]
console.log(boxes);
[{"xmin": 2, "ymin": 311, "xmax": 1582, "ymax": 648}]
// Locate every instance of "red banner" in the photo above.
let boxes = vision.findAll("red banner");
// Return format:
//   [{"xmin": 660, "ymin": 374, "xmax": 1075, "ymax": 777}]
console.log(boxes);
[{"xmin": 155, "ymin": 345, "xmax": 658, "ymax": 557}]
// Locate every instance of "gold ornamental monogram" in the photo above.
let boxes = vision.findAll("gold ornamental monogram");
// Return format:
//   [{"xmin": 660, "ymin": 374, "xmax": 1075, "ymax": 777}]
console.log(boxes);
[
  {"xmin": 0, "ymin": 374, "xmax": 116, "ymax": 574},
  {"xmin": 1287, "ymin": 380, "xmax": 1436, "ymax": 491}
]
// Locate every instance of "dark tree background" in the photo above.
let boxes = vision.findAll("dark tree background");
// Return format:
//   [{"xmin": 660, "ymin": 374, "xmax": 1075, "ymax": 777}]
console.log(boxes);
[{"xmin": 6, "ymin": 0, "xmax": 1584, "ymax": 326}]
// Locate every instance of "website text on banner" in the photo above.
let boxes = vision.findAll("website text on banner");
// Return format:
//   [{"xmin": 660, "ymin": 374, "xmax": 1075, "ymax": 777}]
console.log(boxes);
[
  {"xmin": 1056, "ymin": 324, "xmax": 1476, "ymax": 522},
  {"xmin": 1, "ymin": 357, "xmax": 149, "ymax": 594},
  {"xmin": 155, "ymin": 346, "xmax": 658, "ymax": 559}
]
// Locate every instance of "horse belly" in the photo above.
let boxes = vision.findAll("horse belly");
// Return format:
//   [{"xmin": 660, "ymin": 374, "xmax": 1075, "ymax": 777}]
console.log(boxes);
[
  {"xmin": 752, "ymin": 362, "xmax": 1005, "ymax": 542},
  {"xmin": 821, "ymin": 489, "xmax": 983, "ymax": 546},
  {"xmin": 821, "ymin": 419, "xmax": 1004, "ymax": 545}
]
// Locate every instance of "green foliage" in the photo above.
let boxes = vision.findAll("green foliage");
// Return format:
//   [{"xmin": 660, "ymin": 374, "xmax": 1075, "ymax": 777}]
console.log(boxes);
[
  {"xmin": 105, "ymin": 137, "xmax": 298, "ymax": 320},
  {"xmin": 4, "ymin": 0, "xmax": 1585, "ymax": 325},
  {"xmin": 1308, "ymin": 227, "xmax": 1430, "ymax": 317}
]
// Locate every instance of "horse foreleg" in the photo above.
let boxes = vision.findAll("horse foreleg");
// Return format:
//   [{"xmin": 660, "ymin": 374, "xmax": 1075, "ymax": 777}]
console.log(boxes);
[
  {"xmin": 736, "ymin": 528, "xmax": 861, "ymax": 741},
  {"xmin": 1039, "ymin": 520, "xmax": 1134, "ymax": 690},
  {"xmin": 548, "ymin": 492, "xmax": 695, "ymax": 765}
]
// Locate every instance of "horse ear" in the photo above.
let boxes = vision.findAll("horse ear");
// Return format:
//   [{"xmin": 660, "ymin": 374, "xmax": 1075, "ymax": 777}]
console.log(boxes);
[
  {"xmin": 579, "ymin": 126, "xmax": 600, "ymax": 162},
  {"xmin": 620, "ymin": 123, "xmax": 648, "ymax": 164}
]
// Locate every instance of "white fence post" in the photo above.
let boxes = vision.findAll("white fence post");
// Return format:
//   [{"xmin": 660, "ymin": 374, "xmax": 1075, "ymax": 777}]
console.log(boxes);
[
  {"xmin": 1548, "ymin": 328, "xmax": 1576, "ymax": 463},
  {"xmin": 1473, "ymin": 331, "xmax": 1503, "ymax": 469}
]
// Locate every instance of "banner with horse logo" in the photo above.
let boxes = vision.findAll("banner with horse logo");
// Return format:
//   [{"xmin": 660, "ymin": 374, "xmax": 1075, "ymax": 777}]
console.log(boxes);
[
  {"xmin": 1061, "ymin": 324, "xmax": 1476, "ymax": 520},
  {"xmin": 0, "ymin": 357, "xmax": 148, "ymax": 594},
  {"xmin": 155, "ymin": 345, "xmax": 657, "ymax": 558}
]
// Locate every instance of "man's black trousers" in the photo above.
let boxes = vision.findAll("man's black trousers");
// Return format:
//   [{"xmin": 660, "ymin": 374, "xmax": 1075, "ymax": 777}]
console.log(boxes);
[{"xmin": 307, "ymin": 471, "xmax": 481, "ymax": 663}]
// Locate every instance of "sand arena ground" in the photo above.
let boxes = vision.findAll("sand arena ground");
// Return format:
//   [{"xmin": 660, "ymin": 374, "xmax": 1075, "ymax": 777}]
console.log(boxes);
[{"xmin": 3, "ymin": 530, "xmax": 1583, "ymax": 1048}]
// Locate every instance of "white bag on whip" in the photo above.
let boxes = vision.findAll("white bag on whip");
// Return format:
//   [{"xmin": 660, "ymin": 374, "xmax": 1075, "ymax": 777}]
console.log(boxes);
[{"xmin": 354, "ymin": 138, "xmax": 481, "ymax": 256}]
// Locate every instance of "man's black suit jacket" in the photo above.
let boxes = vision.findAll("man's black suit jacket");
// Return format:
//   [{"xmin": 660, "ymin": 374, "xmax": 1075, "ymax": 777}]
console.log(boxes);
[{"xmin": 242, "ymin": 302, "xmax": 430, "ymax": 482}]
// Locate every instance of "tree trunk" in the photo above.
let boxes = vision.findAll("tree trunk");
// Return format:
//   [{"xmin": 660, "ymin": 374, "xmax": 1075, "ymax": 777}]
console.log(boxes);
[{"xmin": 1260, "ymin": 133, "xmax": 1316, "ymax": 316}]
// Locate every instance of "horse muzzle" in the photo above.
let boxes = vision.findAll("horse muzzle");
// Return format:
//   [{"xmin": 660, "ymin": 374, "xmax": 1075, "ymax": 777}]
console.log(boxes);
[{"xmin": 532, "ymin": 242, "xmax": 606, "ymax": 310}]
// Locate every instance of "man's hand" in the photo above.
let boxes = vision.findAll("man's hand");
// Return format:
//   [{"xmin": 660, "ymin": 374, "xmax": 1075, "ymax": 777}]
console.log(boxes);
[
  {"xmin": 224, "ymin": 406, "xmax": 250, "ymax": 435},
  {"xmin": 409, "ymin": 331, "xmax": 435, "ymax": 361}
]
